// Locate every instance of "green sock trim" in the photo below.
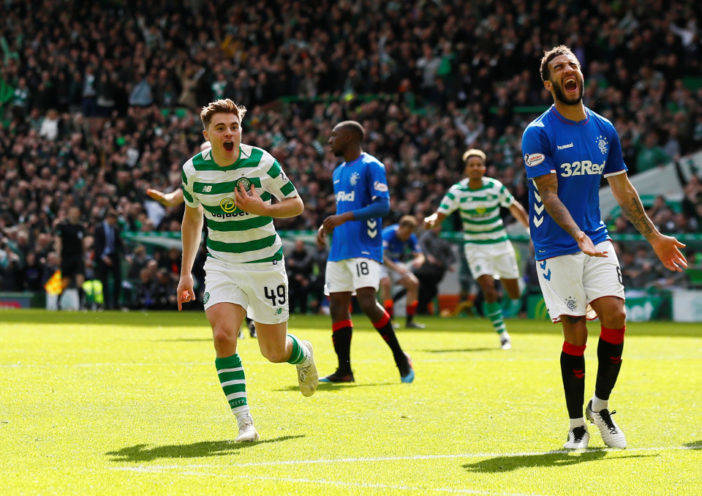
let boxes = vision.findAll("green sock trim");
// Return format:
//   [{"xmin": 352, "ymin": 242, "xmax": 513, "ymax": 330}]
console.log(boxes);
[
  {"xmin": 287, "ymin": 334, "xmax": 306, "ymax": 365},
  {"xmin": 216, "ymin": 353, "xmax": 247, "ymax": 410},
  {"xmin": 484, "ymin": 301, "xmax": 506, "ymax": 334}
]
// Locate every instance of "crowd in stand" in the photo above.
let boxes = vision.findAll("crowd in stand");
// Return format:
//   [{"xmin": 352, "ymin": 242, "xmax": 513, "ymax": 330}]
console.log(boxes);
[{"xmin": 0, "ymin": 0, "xmax": 700, "ymax": 307}]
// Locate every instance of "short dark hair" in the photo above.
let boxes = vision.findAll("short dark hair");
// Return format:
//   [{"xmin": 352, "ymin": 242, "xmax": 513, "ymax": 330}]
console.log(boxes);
[
  {"xmin": 337, "ymin": 120, "xmax": 365, "ymax": 142},
  {"xmin": 540, "ymin": 45, "xmax": 578, "ymax": 82}
]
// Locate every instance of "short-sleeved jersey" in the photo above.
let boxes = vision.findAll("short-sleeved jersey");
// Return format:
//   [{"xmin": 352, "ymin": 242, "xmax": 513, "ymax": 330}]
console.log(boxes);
[
  {"xmin": 181, "ymin": 144, "xmax": 298, "ymax": 265},
  {"xmin": 521, "ymin": 105, "xmax": 627, "ymax": 260},
  {"xmin": 329, "ymin": 152, "xmax": 390, "ymax": 263},
  {"xmin": 382, "ymin": 224, "xmax": 421, "ymax": 263},
  {"xmin": 437, "ymin": 177, "xmax": 514, "ymax": 244}
]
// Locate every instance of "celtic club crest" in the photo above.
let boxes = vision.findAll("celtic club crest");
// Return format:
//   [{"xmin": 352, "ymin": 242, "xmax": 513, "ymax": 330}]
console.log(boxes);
[{"xmin": 236, "ymin": 177, "xmax": 251, "ymax": 190}]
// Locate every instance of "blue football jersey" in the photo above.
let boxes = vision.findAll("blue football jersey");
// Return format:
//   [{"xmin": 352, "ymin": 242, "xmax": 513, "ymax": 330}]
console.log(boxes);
[
  {"xmin": 329, "ymin": 152, "xmax": 390, "ymax": 263},
  {"xmin": 382, "ymin": 225, "xmax": 421, "ymax": 262},
  {"xmin": 521, "ymin": 105, "xmax": 627, "ymax": 260}
]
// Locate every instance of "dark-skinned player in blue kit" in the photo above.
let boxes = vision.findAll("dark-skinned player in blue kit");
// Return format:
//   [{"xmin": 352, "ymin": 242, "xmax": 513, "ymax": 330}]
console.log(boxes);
[{"xmin": 317, "ymin": 120, "xmax": 414, "ymax": 384}]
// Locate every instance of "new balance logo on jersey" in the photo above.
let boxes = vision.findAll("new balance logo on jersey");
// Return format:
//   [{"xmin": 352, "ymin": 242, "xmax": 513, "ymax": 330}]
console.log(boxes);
[
  {"xmin": 336, "ymin": 191, "xmax": 355, "ymax": 202},
  {"xmin": 559, "ymin": 160, "xmax": 605, "ymax": 177}
]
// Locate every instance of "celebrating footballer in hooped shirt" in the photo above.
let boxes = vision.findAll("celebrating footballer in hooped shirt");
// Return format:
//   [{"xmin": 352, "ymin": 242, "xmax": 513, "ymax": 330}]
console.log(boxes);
[
  {"xmin": 316, "ymin": 120, "xmax": 414, "ymax": 384},
  {"xmin": 178, "ymin": 99, "xmax": 318, "ymax": 443},
  {"xmin": 522, "ymin": 46, "xmax": 687, "ymax": 450}
]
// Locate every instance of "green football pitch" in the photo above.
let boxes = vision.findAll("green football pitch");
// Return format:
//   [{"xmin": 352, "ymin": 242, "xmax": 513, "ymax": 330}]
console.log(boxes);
[{"xmin": 1, "ymin": 310, "xmax": 700, "ymax": 495}]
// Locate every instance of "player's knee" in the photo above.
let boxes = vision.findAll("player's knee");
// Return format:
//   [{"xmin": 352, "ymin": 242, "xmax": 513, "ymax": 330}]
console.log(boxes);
[
  {"xmin": 407, "ymin": 276, "xmax": 419, "ymax": 291},
  {"xmin": 212, "ymin": 326, "xmax": 236, "ymax": 351},
  {"xmin": 483, "ymin": 287, "xmax": 498, "ymax": 302},
  {"xmin": 603, "ymin": 306, "xmax": 627, "ymax": 328},
  {"xmin": 356, "ymin": 295, "xmax": 376, "ymax": 314}
]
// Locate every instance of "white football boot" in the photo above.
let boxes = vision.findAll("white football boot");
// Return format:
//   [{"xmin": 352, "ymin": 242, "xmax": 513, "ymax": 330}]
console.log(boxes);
[
  {"xmin": 563, "ymin": 425, "xmax": 590, "ymax": 450},
  {"xmin": 500, "ymin": 333, "xmax": 512, "ymax": 350},
  {"xmin": 235, "ymin": 412, "xmax": 259, "ymax": 442},
  {"xmin": 586, "ymin": 400, "xmax": 627, "ymax": 448},
  {"xmin": 296, "ymin": 340, "xmax": 319, "ymax": 397}
]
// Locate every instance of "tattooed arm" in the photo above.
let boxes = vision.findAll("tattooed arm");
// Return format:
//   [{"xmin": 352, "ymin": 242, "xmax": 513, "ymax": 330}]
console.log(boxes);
[
  {"xmin": 607, "ymin": 172, "xmax": 687, "ymax": 272},
  {"xmin": 533, "ymin": 173, "xmax": 607, "ymax": 257}
]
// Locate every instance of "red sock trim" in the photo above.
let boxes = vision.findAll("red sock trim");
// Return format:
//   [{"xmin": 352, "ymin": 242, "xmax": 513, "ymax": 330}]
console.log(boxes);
[
  {"xmin": 562, "ymin": 342, "xmax": 586, "ymax": 356},
  {"xmin": 600, "ymin": 325, "xmax": 625, "ymax": 345},
  {"xmin": 332, "ymin": 319, "xmax": 352, "ymax": 332},
  {"xmin": 407, "ymin": 300, "xmax": 418, "ymax": 316},
  {"xmin": 372, "ymin": 311, "xmax": 390, "ymax": 329},
  {"xmin": 383, "ymin": 299, "xmax": 394, "ymax": 309}
]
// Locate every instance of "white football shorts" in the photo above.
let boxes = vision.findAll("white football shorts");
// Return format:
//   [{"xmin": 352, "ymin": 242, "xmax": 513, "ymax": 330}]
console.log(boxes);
[
  {"xmin": 325, "ymin": 258, "xmax": 381, "ymax": 294},
  {"xmin": 379, "ymin": 261, "xmax": 410, "ymax": 285},
  {"xmin": 535, "ymin": 241, "xmax": 625, "ymax": 323},
  {"xmin": 203, "ymin": 256, "xmax": 289, "ymax": 324},
  {"xmin": 464, "ymin": 240, "xmax": 520, "ymax": 280}
]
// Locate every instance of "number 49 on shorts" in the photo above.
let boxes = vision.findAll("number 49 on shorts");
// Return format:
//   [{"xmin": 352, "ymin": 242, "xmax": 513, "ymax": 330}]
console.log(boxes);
[{"xmin": 264, "ymin": 284, "xmax": 286, "ymax": 306}]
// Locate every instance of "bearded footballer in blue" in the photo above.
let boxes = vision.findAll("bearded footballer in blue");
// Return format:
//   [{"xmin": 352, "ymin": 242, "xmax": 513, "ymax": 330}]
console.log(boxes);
[
  {"xmin": 316, "ymin": 120, "xmax": 414, "ymax": 383},
  {"xmin": 522, "ymin": 46, "xmax": 687, "ymax": 450}
]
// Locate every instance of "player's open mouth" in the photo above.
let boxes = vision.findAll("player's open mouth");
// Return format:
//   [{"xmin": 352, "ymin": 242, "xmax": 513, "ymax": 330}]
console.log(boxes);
[
  {"xmin": 564, "ymin": 78, "xmax": 577, "ymax": 92},
  {"xmin": 223, "ymin": 141, "xmax": 234, "ymax": 151}
]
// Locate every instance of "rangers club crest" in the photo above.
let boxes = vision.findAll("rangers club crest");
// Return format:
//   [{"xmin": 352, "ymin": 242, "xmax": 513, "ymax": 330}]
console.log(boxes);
[
  {"xmin": 596, "ymin": 135, "xmax": 608, "ymax": 155},
  {"xmin": 350, "ymin": 172, "xmax": 360, "ymax": 186}
]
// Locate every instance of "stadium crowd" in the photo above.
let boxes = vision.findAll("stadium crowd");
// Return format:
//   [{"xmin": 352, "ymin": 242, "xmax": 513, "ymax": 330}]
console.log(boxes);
[{"xmin": 0, "ymin": 0, "xmax": 700, "ymax": 307}]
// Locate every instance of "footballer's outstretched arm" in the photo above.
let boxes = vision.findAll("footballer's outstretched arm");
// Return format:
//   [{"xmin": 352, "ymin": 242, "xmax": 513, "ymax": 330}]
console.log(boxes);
[
  {"xmin": 147, "ymin": 188, "xmax": 184, "ymax": 208},
  {"xmin": 607, "ymin": 172, "xmax": 687, "ymax": 272},
  {"xmin": 533, "ymin": 173, "xmax": 607, "ymax": 257},
  {"xmin": 177, "ymin": 204, "xmax": 203, "ymax": 310},
  {"xmin": 423, "ymin": 211, "xmax": 447, "ymax": 229},
  {"xmin": 508, "ymin": 201, "xmax": 530, "ymax": 229}
]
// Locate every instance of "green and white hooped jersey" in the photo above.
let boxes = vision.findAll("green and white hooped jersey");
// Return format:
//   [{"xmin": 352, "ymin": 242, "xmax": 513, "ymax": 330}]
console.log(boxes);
[
  {"xmin": 437, "ymin": 177, "xmax": 514, "ymax": 244},
  {"xmin": 181, "ymin": 144, "xmax": 298, "ymax": 264}
]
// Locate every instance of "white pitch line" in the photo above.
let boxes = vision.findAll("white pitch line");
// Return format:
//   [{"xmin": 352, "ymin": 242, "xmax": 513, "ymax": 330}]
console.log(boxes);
[
  {"xmin": 115, "ymin": 467, "xmax": 543, "ymax": 496},
  {"xmin": 225, "ymin": 445, "xmax": 701, "ymax": 468},
  {"xmin": 110, "ymin": 444, "xmax": 698, "ymax": 474}
]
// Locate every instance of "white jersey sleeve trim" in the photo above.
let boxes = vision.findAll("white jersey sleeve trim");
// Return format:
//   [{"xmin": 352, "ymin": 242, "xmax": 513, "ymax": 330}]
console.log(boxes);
[{"xmin": 603, "ymin": 169, "xmax": 627, "ymax": 178}]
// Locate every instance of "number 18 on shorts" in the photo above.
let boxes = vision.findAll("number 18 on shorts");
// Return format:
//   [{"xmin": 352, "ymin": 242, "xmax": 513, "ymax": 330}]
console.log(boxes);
[{"xmin": 325, "ymin": 258, "xmax": 381, "ymax": 294}]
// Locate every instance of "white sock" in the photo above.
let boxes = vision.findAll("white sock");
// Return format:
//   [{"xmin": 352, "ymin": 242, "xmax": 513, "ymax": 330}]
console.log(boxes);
[
  {"xmin": 591, "ymin": 395, "xmax": 608, "ymax": 412},
  {"xmin": 569, "ymin": 417, "xmax": 586, "ymax": 430}
]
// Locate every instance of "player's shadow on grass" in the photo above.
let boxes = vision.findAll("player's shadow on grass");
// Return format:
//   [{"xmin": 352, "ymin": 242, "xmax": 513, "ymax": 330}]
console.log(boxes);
[
  {"xmin": 462, "ymin": 450, "xmax": 658, "ymax": 472},
  {"xmin": 273, "ymin": 382, "xmax": 395, "ymax": 393},
  {"xmin": 106, "ymin": 435, "xmax": 304, "ymax": 462},
  {"xmin": 420, "ymin": 347, "xmax": 494, "ymax": 353},
  {"xmin": 684, "ymin": 440, "xmax": 701, "ymax": 450}
]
